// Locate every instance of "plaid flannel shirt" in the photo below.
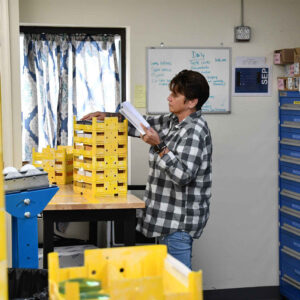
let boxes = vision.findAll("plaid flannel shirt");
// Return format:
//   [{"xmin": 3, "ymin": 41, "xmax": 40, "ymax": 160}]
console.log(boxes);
[{"xmin": 128, "ymin": 110, "xmax": 212, "ymax": 239}]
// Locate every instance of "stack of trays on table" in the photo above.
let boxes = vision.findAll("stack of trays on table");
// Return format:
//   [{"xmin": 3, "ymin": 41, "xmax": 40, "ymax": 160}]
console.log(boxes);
[
  {"xmin": 32, "ymin": 145, "xmax": 73, "ymax": 185},
  {"xmin": 73, "ymin": 117, "xmax": 128, "ymax": 197}
]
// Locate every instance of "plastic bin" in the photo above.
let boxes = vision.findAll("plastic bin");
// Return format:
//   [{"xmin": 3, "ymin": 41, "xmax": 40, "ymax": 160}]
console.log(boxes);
[{"xmin": 49, "ymin": 244, "xmax": 203, "ymax": 300}]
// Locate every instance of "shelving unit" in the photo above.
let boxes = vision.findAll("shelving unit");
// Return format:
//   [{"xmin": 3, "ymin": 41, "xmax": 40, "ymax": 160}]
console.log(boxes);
[
  {"xmin": 275, "ymin": 48, "xmax": 300, "ymax": 299},
  {"xmin": 279, "ymin": 90, "xmax": 300, "ymax": 299},
  {"xmin": 275, "ymin": 48, "xmax": 300, "ymax": 92},
  {"xmin": 73, "ymin": 117, "xmax": 128, "ymax": 197}
]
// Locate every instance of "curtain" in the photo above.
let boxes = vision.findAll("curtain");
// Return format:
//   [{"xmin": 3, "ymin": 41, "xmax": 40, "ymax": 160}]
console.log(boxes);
[{"xmin": 21, "ymin": 33, "xmax": 120, "ymax": 161}]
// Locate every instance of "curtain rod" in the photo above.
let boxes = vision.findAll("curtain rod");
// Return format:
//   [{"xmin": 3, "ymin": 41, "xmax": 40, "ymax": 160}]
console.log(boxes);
[{"xmin": 20, "ymin": 26, "xmax": 125, "ymax": 36}]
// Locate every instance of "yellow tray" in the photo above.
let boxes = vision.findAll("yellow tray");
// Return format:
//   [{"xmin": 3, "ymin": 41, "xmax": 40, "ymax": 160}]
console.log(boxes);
[
  {"xmin": 73, "ymin": 168, "xmax": 127, "ymax": 183},
  {"xmin": 74, "ymin": 117, "xmax": 127, "ymax": 133},
  {"xmin": 73, "ymin": 155, "xmax": 127, "ymax": 170},
  {"xmin": 73, "ymin": 180, "xmax": 127, "ymax": 197}
]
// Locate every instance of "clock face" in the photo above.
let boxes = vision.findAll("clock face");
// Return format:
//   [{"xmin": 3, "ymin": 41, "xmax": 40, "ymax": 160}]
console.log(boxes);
[{"xmin": 235, "ymin": 26, "xmax": 251, "ymax": 41}]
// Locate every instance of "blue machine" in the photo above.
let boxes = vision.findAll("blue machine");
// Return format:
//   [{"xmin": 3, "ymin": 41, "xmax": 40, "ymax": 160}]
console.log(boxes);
[
  {"xmin": 5, "ymin": 186, "xmax": 58, "ymax": 268},
  {"xmin": 279, "ymin": 91, "xmax": 300, "ymax": 300}
]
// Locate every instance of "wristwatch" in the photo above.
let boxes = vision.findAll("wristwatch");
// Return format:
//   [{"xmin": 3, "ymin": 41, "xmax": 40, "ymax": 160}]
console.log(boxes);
[{"xmin": 153, "ymin": 141, "xmax": 167, "ymax": 154}]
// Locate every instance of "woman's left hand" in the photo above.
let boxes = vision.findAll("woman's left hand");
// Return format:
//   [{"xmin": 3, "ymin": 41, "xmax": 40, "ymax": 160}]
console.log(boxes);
[{"xmin": 140, "ymin": 124, "xmax": 160, "ymax": 146}]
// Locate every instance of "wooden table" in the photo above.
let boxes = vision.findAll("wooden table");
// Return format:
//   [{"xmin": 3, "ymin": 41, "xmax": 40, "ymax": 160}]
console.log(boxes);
[{"xmin": 43, "ymin": 184, "xmax": 145, "ymax": 268}]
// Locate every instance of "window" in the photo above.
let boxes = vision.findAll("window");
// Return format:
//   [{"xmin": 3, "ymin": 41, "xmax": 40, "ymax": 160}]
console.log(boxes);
[{"xmin": 20, "ymin": 26, "xmax": 126, "ymax": 161}]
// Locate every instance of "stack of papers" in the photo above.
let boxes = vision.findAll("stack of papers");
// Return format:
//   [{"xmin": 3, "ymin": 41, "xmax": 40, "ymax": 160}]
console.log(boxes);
[{"xmin": 119, "ymin": 101, "xmax": 150, "ymax": 135}]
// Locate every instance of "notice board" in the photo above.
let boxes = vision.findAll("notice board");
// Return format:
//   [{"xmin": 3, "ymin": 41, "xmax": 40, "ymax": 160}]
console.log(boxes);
[
  {"xmin": 147, "ymin": 47, "xmax": 231, "ymax": 114},
  {"xmin": 233, "ymin": 67, "xmax": 271, "ymax": 96}
]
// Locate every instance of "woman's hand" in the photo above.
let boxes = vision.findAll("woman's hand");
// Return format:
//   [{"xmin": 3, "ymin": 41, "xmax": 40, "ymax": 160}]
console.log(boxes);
[
  {"xmin": 140, "ymin": 124, "xmax": 160, "ymax": 146},
  {"xmin": 81, "ymin": 111, "xmax": 106, "ymax": 121}
]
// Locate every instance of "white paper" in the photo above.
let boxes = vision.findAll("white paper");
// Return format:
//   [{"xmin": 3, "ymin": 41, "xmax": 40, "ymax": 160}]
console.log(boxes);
[
  {"xmin": 119, "ymin": 101, "xmax": 150, "ymax": 135},
  {"xmin": 235, "ymin": 56, "xmax": 266, "ymax": 67}
]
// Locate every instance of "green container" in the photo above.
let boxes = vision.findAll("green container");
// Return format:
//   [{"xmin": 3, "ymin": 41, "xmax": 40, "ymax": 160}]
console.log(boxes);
[
  {"xmin": 58, "ymin": 278, "xmax": 101, "ymax": 295},
  {"xmin": 80, "ymin": 292, "xmax": 110, "ymax": 299}
]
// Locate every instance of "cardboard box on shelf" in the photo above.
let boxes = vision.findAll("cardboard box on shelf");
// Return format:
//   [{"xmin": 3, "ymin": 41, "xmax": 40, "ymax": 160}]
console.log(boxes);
[
  {"xmin": 277, "ymin": 77, "xmax": 300, "ymax": 91},
  {"xmin": 294, "ymin": 48, "xmax": 300, "ymax": 63},
  {"xmin": 274, "ymin": 52, "xmax": 281, "ymax": 64},
  {"xmin": 277, "ymin": 77, "xmax": 286, "ymax": 90},
  {"xmin": 274, "ymin": 48, "xmax": 294, "ymax": 64},
  {"xmin": 287, "ymin": 77, "xmax": 294, "ymax": 90},
  {"xmin": 294, "ymin": 62, "xmax": 300, "ymax": 75},
  {"xmin": 295, "ymin": 77, "xmax": 299, "ymax": 90},
  {"xmin": 285, "ymin": 64, "xmax": 295, "ymax": 76}
]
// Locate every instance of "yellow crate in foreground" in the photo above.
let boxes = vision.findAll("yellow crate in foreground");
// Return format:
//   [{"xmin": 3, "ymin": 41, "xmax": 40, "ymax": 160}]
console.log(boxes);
[
  {"xmin": 48, "ymin": 245, "xmax": 203, "ymax": 300},
  {"xmin": 0, "ymin": 211, "xmax": 8, "ymax": 300},
  {"xmin": 0, "ymin": 80, "xmax": 8, "ymax": 299}
]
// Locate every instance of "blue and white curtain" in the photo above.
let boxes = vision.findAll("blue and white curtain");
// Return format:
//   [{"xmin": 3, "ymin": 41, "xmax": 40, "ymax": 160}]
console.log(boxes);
[{"xmin": 21, "ymin": 33, "xmax": 121, "ymax": 161}]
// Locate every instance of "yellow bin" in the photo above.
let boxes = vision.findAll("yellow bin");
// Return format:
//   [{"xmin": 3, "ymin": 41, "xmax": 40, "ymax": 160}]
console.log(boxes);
[
  {"xmin": 48, "ymin": 245, "xmax": 203, "ymax": 300},
  {"xmin": 0, "ymin": 80, "xmax": 8, "ymax": 299}
]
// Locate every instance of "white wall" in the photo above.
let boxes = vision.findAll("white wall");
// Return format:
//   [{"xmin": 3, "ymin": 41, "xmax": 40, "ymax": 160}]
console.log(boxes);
[
  {"xmin": 15, "ymin": 0, "xmax": 300, "ymax": 289},
  {"xmin": 1, "ymin": 0, "xmax": 21, "ymax": 168},
  {"xmin": 0, "ymin": 0, "xmax": 21, "ymax": 268}
]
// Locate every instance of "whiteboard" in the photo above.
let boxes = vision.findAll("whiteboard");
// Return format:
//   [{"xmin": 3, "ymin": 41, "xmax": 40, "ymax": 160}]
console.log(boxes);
[{"xmin": 146, "ymin": 47, "xmax": 231, "ymax": 114}]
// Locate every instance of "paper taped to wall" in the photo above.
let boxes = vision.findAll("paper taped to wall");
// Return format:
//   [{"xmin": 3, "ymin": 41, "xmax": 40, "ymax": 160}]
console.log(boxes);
[{"xmin": 119, "ymin": 101, "xmax": 150, "ymax": 135}]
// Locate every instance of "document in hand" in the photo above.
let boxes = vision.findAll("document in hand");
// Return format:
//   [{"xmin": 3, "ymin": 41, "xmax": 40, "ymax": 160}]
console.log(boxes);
[{"xmin": 119, "ymin": 101, "xmax": 150, "ymax": 135}]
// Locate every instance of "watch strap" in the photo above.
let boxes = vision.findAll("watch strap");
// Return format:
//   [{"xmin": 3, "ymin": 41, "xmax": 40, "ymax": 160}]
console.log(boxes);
[{"xmin": 153, "ymin": 141, "xmax": 167, "ymax": 154}]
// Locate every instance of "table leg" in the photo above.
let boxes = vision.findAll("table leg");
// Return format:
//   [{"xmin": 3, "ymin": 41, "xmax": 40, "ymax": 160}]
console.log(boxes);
[
  {"xmin": 12, "ymin": 216, "xmax": 38, "ymax": 268},
  {"xmin": 123, "ymin": 209, "xmax": 136, "ymax": 246},
  {"xmin": 43, "ymin": 212, "xmax": 54, "ymax": 269},
  {"xmin": 89, "ymin": 221, "xmax": 98, "ymax": 246}
]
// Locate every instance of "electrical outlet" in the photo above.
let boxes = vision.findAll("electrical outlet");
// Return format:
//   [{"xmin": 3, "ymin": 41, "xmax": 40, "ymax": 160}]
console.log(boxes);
[{"xmin": 234, "ymin": 26, "xmax": 251, "ymax": 42}]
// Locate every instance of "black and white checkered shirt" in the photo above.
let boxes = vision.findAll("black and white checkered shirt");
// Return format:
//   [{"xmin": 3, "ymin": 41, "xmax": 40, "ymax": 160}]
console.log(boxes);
[{"xmin": 128, "ymin": 110, "xmax": 212, "ymax": 239}]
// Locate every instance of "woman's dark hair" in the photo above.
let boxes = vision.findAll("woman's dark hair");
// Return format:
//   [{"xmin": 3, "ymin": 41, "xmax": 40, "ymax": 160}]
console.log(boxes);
[{"xmin": 169, "ymin": 70, "xmax": 210, "ymax": 110}]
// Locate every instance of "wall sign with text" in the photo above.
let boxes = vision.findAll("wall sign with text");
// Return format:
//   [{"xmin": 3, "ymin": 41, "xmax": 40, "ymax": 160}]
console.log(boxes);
[{"xmin": 233, "ymin": 67, "xmax": 271, "ymax": 96}]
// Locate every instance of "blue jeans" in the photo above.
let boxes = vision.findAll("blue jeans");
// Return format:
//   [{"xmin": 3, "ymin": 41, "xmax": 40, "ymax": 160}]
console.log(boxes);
[{"xmin": 159, "ymin": 231, "xmax": 193, "ymax": 269}]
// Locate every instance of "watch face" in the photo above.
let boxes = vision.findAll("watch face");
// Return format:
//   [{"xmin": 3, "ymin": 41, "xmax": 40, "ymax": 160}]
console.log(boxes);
[
  {"xmin": 235, "ymin": 26, "xmax": 251, "ymax": 41},
  {"xmin": 154, "ymin": 141, "xmax": 166, "ymax": 153}
]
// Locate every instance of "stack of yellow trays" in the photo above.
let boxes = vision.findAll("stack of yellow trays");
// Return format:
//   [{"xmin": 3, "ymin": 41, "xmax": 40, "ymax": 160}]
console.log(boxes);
[
  {"xmin": 48, "ymin": 245, "xmax": 203, "ymax": 300},
  {"xmin": 32, "ymin": 145, "xmax": 73, "ymax": 185},
  {"xmin": 73, "ymin": 117, "xmax": 128, "ymax": 197}
]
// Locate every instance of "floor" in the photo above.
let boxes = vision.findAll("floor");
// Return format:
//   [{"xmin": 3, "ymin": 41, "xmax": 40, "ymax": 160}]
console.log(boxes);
[{"xmin": 203, "ymin": 286, "xmax": 281, "ymax": 300}]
